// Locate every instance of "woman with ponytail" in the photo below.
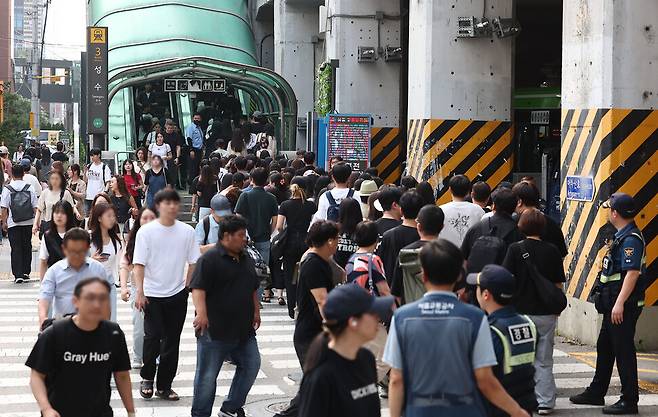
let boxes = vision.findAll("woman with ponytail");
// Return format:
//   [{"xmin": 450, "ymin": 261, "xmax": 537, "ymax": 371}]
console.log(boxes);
[{"xmin": 298, "ymin": 284, "xmax": 394, "ymax": 417}]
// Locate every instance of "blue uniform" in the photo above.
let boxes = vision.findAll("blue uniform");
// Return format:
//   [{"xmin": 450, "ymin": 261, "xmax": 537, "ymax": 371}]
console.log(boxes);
[{"xmin": 590, "ymin": 221, "xmax": 645, "ymax": 405}]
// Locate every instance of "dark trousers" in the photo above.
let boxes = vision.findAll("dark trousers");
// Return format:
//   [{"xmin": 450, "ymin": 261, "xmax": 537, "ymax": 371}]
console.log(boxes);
[
  {"xmin": 187, "ymin": 148, "xmax": 202, "ymax": 185},
  {"xmin": 167, "ymin": 164, "xmax": 180, "ymax": 189},
  {"xmin": 8, "ymin": 225, "xmax": 32, "ymax": 278},
  {"xmin": 589, "ymin": 306, "xmax": 642, "ymax": 404},
  {"xmin": 282, "ymin": 234, "xmax": 307, "ymax": 318},
  {"xmin": 141, "ymin": 289, "xmax": 188, "ymax": 391},
  {"xmin": 279, "ymin": 332, "xmax": 315, "ymax": 417}
]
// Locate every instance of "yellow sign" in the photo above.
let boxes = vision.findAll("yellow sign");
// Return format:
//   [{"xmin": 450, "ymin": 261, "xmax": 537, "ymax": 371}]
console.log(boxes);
[
  {"xmin": 29, "ymin": 112, "xmax": 34, "ymax": 129},
  {"xmin": 47, "ymin": 131, "xmax": 58, "ymax": 146},
  {"xmin": 90, "ymin": 27, "xmax": 106, "ymax": 44}
]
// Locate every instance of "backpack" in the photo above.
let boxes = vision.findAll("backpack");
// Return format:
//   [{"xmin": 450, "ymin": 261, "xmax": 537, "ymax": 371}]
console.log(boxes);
[
  {"xmin": 399, "ymin": 247, "xmax": 425, "ymax": 304},
  {"xmin": 5, "ymin": 184, "xmax": 34, "ymax": 222},
  {"xmin": 202, "ymin": 215, "xmax": 211, "ymax": 245},
  {"xmin": 466, "ymin": 218, "xmax": 515, "ymax": 274},
  {"xmin": 326, "ymin": 189, "xmax": 354, "ymax": 222},
  {"xmin": 517, "ymin": 241, "xmax": 567, "ymax": 315}
]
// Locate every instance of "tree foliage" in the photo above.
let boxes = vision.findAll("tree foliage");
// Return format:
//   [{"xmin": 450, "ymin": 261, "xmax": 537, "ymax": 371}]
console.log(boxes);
[{"xmin": 0, "ymin": 89, "xmax": 31, "ymax": 151}]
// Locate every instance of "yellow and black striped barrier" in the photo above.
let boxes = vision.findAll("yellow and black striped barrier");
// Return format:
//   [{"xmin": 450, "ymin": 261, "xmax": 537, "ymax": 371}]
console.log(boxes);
[
  {"xmin": 406, "ymin": 118, "xmax": 513, "ymax": 205},
  {"xmin": 560, "ymin": 109, "xmax": 657, "ymax": 306},
  {"xmin": 371, "ymin": 127, "xmax": 403, "ymax": 185}
]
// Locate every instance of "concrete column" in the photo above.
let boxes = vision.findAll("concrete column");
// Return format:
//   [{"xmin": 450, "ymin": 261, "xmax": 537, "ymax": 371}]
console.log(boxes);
[
  {"xmin": 274, "ymin": 1, "xmax": 320, "ymax": 149},
  {"xmin": 324, "ymin": 0, "xmax": 402, "ymax": 183},
  {"xmin": 406, "ymin": 0, "xmax": 514, "ymax": 203},
  {"xmin": 558, "ymin": 0, "xmax": 658, "ymax": 349}
]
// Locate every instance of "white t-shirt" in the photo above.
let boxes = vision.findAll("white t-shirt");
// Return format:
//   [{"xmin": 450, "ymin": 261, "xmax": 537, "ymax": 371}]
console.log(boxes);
[
  {"xmin": 91, "ymin": 240, "xmax": 122, "ymax": 283},
  {"xmin": 132, "ymin": 219, "xmax": 200, "ymax": 297},
  {"xmin": 85, "ymin": 162, "xmax": 112, "ymax": 200},
  {"xmin": 23, "ymin": 173, "xmax": 42, "ymax": 197},
  {"xmin": 0, "ymin": 179, "xmax": 37, "ymax": 227},
  {"xmin": 311, "ymin": 187, "xmax": 362, "ymax": 224},
  {"xmin": 148, "ymin": 143, "xmax": 172, "ymax": 167},
  {"xmin": 439, "ymin": 200, "xmax": 485, "ymax": 247}
]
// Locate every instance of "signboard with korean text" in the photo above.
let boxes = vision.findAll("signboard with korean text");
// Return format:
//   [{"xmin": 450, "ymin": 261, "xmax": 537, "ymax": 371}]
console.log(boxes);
[
  {"xmin": 566, "ymin": 175, "xmax": 595, "ymax": 202},
  {"xmin": 164, "ymin": 78, "xmax": 226, "ymax": 93},
  {"xmin": 86, "ymin": 27, "xmax": 108, "ymax": 135},
  {"xmin": 530, "ymin": 110, "xmax": 550, "ymax": 125},
  {"xmin": 325, "ymin": 114, "xmax": 371, "ymax": 172}
]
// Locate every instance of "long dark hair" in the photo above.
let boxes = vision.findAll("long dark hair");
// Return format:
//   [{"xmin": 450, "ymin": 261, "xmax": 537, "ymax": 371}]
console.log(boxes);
[
  {"xmin": 112, "ymin": 175, "xmax": 131, "ymax": 201},
  {"xmin": 338, "ymin": 198, "xmax": 362, "ymax": 236},
  {"xmin": 89, "ymin": 202, "xmax": 121, "ymax": 253},
  {"xmin": 198, "ymin": 164, "xmax": 217, "ymax": 187},
  {"xmin": 49, "ymin": 200, "xmax": 77, "ymax": 231},
  {"xmin": 122, "ymin": 159, "xmax": 140, "ymax": 184},
  {"xmin": 303, "ymin": 317, "xmax": 358, "ymax": 373},
  {"xmin": 40, "ymin": 147, "xmax": 52, "ymax": 165},
  {"xmin": 125, "ymin": 207, "xmax": 156, "ymax": 264},
  {"xmin": 230, "ymin": 128, "xmax": 245, "ymax": 153},
  {"xmin": 136, "ymin": 147, "xmax": 148, "ymax": 163}
]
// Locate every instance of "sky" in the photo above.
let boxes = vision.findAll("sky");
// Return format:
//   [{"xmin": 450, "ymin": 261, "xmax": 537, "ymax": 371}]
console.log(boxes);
[{"xmin": 42, "ymin": 0, "xmax": 86, "ymax": 61}]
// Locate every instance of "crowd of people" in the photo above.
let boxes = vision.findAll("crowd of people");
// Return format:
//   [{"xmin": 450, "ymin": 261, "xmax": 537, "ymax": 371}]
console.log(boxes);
[{"xmin": 0, "ymin": 130, "xmax": 646, "ymax": 417}]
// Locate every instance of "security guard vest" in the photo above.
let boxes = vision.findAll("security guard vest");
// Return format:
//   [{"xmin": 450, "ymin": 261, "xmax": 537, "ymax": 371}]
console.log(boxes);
[
  {"xmin": 488, "ymin": 310, "xmax": 538, "ymax": 417},
  {"xmin": 599, "ymin": 223, "xmax": 646, "ymax": 310},
  {"xmin": 394, "ymin": 292, "xmax": 488, "ymax": 417}
]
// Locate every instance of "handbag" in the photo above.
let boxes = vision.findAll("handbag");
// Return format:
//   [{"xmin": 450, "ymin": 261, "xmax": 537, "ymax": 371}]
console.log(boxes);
[
  {"xmin": 270, "ymin": 228, "xmax": 288, "ymax": 261},
  {"xmin": 519, "ymin": 242, "xmax": 567, "ymax": 315}
]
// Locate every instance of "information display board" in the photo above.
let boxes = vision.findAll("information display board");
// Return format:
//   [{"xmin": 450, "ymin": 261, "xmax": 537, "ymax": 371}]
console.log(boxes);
[
  {"xmin": 86, "ymin": 27, "xmax": 108, "ymax": 135},
  {"xmin": 164, "ymin": 78, "xmax": 226, "ymax": 93},
  {"xmin": 326, "ymin": 114, "xmax": 371, "ymax": 171},
  {"xmin": 566, "ymin": 175, "xmax": 595, "ymax": 202}
]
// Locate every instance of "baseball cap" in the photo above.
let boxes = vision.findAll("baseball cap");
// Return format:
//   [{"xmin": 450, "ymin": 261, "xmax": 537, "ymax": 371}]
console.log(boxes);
[
  {"xmin": 20, "ymin": 158, "xmax": 31, "ymax": 168},
  {"xmin": 466, "ymin": 264, "xmax": 516, "ymax": 300},
  {"xmin": 602, "ymin": 192, "xmax": 637, "ymax": 218},
  {"xmin": 210, "ymin": 194, "xmax": 232, "ymax": 217},
  {"xmin": 322, "ymin": 284, "xmax": 395, "ymax": 324},
  {"xmin": 0, "ymin": 146, "xmax": 8, "ymax": 154}
]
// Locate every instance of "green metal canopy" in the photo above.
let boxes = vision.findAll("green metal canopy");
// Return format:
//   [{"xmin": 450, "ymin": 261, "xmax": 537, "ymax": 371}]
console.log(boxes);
[{"xmin": 88, "ymin": 0, "xmax": 297, "ymax": 151}]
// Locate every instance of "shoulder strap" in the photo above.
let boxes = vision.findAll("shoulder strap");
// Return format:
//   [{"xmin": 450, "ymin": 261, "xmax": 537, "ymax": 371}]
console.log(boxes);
[
  {"xmin": 326, "ymin": 190, "xmax": 337, "ymax": 205},
  {"xmin": 347, "ymin": 188, "xmax": 355, "ymax": 199},
  {"xmin": 367, "ymin": 253, "xmax": 374, "ymax": 294},
  {"xmin": 5, "ymin": 185, "xmax": 14, "ymax": 193},
  {"xmin": 102, "ymin": 163, "xmax": 107, "ymax": 183},
  {"xmin": 203, "ymin": 216, "xmax": 210, "ymax": 245},
  {"xmin": 22, "ymin": 184, "xmax": 31, "ymax": 192}
]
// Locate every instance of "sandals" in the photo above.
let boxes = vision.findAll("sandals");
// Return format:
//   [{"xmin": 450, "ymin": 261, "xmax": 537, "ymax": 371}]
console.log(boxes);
[
  {"xmin": 155, "ymin": 389, "xmax": 180, "ymax": 401},
  {"xmin": 261, "ymin": 292, "xmax": 272, "ymax": 303},
  {"xmin": 278, "ymin": 296, "xmax": 286, "ymax": 306},
  {"xmin": 140, "ymin": 380, "xmax": 154, "ymax": 398}
]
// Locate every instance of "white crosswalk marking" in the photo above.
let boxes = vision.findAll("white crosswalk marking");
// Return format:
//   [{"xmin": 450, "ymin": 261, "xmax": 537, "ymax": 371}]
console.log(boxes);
[{"xmin": 0, "ymin": 284, "xmax": 645, "ymax": 417}]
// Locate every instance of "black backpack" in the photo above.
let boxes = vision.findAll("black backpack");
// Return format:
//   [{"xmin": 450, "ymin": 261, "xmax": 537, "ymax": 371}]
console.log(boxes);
[
  {"xmin": 518, "ymin": 242, "xmax": 567, "ymax": 315},
  {"xmin": 326, "ymin": 189, "xmax": 354, "ymax": 222},
  {"xmin": 202, "ymin": 215, "xmax": 212, "ymax": 245},
  {"xmin": 5, "ymin": 184, "xmax": 34, "ymax": 222},
  {"xmin": 467, "ymin": 218, "xmax": 514, "ymax": 273}
]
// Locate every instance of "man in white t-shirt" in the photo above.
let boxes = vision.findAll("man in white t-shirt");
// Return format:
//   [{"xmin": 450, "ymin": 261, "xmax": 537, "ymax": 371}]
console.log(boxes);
[
  {"xmin": 20, "ymin": 159, "xmax": 42, "ymax": 197},
  {"xmin": 84, "ymin": 148, "xmax": 112, "ymax": 212},
  {"xmin": 310, "ymin": 162, "xmax": 361, "ymax": 225},
  {"xmin": 133, "ymin": 189, "xmax": 200, "ymax": 399},
  {"xmin": 439, "ymin": 174, "xmax": 485, "ymax": 247}
]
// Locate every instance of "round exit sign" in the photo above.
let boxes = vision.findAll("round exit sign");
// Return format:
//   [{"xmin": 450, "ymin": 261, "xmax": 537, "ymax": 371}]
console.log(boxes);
[{"xmin": 93, "ymin": 118, "xmax": 104, "ymax": 129}]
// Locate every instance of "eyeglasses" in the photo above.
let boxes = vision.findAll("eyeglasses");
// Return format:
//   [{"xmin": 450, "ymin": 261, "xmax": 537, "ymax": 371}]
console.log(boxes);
[{"xmin": 79, "ymin": 294, "xmax": 110, "ymax": 304}]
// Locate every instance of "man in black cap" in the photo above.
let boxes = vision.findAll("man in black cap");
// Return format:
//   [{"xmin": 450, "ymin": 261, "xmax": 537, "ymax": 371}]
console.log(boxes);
[
  {"xmin": 469, "ymin": 265, "xmax": 538, "ymax": 417},
  {"xmin": 570, "ymin": 192, "xmax": 645, "ymax": 415}
]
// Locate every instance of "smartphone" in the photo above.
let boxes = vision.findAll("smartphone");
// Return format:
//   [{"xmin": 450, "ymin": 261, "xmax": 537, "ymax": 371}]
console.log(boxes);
[{"xmin": 100, "ymin": 253, "xmax": 111, "ymax": 261}]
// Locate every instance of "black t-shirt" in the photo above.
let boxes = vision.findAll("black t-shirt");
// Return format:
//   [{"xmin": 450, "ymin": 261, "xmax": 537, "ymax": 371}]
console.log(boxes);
[
  {"xmin": 191, "ymin": 178, "xmax": 220, "ymax": 208},
  {"xmin": 334, "ymin": 232, "xmax": 359, "ymax": 269},
  {"xmin": 375, "ymin": 217, "xmax": 402, "ymax": 238},
  {"xmin": 51, "ymin": 151, "xmax": 68, "ymax": 163},
  {"xmin": 390, "ymin": 240, "xmax": 428, "ymax": 298},
  {"xmin": 279, "ymin": 199, "xmax": 317, "ymax": 233},
  {"xmin": 503, "ymin": 238, "xmax": 566, "ymax": 315},
  {"xmin": 542, "ymin": 215, "xmax": 568, "ymax": 258},
  {"xmin": 162, "ymin": 131, "xmax": 183, "ymax": 154},
  {"xmin": 295, "ymin": 253, "xmax": 334, "ymax": 342},
  {"xmin": 299, "ymin": 348, "xmax": 380, "ymax": 417},
  {"xmin": 235, "ymin": 187, "xmax": 279, "ymax": 243},
  {"xmin": 189, "ymin": 244, "xmax": 260, "ymax": 341},
  {"xmin": 376, "ymin": 225, "xmax": 420, "ymax": 286},
  {"xmin": 25, "ymin": 318, "xmax": 130, "ymax": 417}
]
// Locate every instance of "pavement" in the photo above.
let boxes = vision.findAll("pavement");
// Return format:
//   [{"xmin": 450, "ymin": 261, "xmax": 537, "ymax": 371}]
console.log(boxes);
[{"xmin": 1, "ymin": 241, "xmax": 657, "ymax": 416}]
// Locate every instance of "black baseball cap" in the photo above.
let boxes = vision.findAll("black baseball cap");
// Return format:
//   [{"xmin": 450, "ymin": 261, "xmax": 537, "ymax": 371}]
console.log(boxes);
[
  {"xmin": 602, "ymin": 192, "xmax": 637, "ymax": 218},
  {"xmin": 466, "ymin": 265, "xmax": 516, "ymax": 300},
  {"xmin": 322, "ymin": 284, "xmax": 395, "ymax": 323}
]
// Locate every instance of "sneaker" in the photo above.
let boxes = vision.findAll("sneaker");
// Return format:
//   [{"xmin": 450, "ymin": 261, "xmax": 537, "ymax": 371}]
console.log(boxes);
[
  {"xmin": 569, "ymin": 391, "xmax": 605, "ymax": 406},
  {"xmin": 602, "ymin": 399, "xmax": 638, "ymax": 415},
  {"xmin": 218, "ymin": 408, "xmax": 246, "ymax": 417},
  {"xmin": 23, "ymin": 273, "xmax": 30, "ymax": 280},
  {"xmin": 131, "ymin": 359, "xmax": 142, "ymax": 369},
  {"xmin": 378, "ymin": 384, "xmax": 389, "ymax": 398},
  {"xmin": 14, "ymin": 276, "xmax": 24, "ymax": 284},
  {"xmin": 537, "ymin": 407, "xmax": 554, "ymax": 415}
]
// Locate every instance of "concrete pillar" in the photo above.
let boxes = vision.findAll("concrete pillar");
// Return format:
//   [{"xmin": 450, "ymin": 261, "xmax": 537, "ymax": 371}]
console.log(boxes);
[
  {"xmin": 274, "ymin": 1, "xmax": 320, "ymax": 150},
  {"xmin": 558, "ymin": 0, "xmax": 658, "ymax": 349},
  {"xmin": 323, "ymin": 0, "xmax": 402, "ymax": 183},
  {"xmin": 406, "ymin": 0, "xmax": 514, "ymax": 203}
]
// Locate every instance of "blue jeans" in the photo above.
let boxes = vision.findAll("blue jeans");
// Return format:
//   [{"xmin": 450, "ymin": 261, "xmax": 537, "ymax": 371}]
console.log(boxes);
[
  {"xmin": 130, "ymin": 285, "xmax": 145, "ymax": 363},
  {"xmin": 191, "ymin": 332, "xmax": 261, "ymax": 417}
]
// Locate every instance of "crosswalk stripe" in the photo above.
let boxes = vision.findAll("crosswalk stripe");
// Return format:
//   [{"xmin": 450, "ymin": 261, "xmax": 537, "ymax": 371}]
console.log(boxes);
[
  {"xmin": 0, "ymin": 314, "xmax": 294, "ymax": 323},
  {"xmin": 2, "ymin": 333, "xmax": 293, "ymax": 344},
  {"xmin": 0, "ymin": 324, "xmax": 296, "ymax": 333}
]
